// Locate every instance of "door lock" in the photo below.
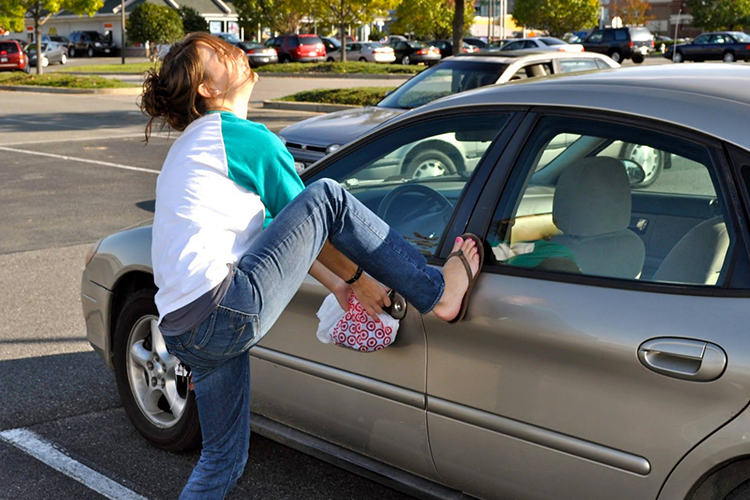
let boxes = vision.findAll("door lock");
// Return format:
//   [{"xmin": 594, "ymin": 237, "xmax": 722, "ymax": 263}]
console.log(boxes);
[{"xmin": 637, "ymin": 338, "xmax": 727, "ymax": 382}]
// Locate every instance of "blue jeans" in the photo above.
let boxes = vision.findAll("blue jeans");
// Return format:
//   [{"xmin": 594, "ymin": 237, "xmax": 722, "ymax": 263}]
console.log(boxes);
[{"xmin": 163, "ymin": 178, "xmax": 445, "ymax": 499}]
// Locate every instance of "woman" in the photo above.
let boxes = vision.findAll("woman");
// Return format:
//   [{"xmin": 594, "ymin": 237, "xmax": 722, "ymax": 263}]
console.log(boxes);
[{"xmin": 140, "ymin": 32, "xmax": 482, "ymax": 499}]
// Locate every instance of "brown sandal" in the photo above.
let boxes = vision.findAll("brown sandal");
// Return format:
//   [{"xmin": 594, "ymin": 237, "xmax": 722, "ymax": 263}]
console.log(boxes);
[{"xmin": 447, "ymin": 233, "xmax": 484, "ymax": 324}]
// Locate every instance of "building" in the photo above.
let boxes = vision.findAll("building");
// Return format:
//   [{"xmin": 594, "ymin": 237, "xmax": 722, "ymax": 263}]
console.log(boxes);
[{"xmin": 601, "ymin": 0, "xmax": 700, "ymax": 37}]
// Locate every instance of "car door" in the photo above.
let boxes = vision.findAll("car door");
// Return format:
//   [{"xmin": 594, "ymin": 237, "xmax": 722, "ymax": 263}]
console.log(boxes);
[
  {"xmin": 583, "ymin": 30, "xmax": 605, "ymax": 54},
  {"xmin": 250, "ymin": 109, "xmax": 517, "ymax": 480},
  {"xmin": 424, "ymin": 110, "xmax": 750, "ymax": 500},
  {"xmin": 685, "ymin": 34, "xmax": 711, "ymax": 60},
  {"xmin": 394, "ymin": 41, "xmax": 408, "ymax": 61}
]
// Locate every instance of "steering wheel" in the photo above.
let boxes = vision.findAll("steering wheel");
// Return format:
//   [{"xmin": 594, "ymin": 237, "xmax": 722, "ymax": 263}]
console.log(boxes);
[{"xmin": 377, "ymin": 184, "xmax": 453, "ymax": 224}]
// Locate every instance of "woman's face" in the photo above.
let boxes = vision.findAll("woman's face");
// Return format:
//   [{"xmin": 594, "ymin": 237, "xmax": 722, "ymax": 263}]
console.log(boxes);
[{"xmin": 197, "ymin": 43, "xmax": 257, "ymax": 105}]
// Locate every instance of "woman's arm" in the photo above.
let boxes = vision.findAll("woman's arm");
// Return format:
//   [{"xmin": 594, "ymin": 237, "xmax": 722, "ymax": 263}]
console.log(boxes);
[{"xmin": 309, "ymin": 260, "xmax": 351, "ymax": 311}]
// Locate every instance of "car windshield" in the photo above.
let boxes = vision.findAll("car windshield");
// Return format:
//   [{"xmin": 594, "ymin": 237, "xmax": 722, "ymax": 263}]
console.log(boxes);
[
  {"xmin": 0, "ymin": 42, "xmax": 18, "ymax": 53},
  {"xmin": 222, "ymin": 33, "xmax": 241, "ymax": 44},
  {"xmin": 378, "ymin": 60, "xmax": 509, "ymax": 110},
  {"xmin": 87, "ymin": 32, "xmax": 107, "ymax": 42},
  {"xmin": 731, "ymin": 32, "xmax": 750, "ymax": 42},
  {"xmin": 629, "ymin": 28, "xmax": 653, "ymax": 41},
  {"xmin": 540, "ymin": 37, "xmax": 566, "ymax": 45},
  {"xmin": 365, "ymin": 42, "xmax": 383, "ymax": 48},
  {"xmin": 300, "ymin": 36, "xmax": 322, "ymax": 45}
]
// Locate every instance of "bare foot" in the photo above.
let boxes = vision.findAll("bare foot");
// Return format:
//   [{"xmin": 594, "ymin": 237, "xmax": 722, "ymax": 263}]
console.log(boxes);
[{"xmin": 433, "ymin": 236, "xmax": 480, "ymax": 322}]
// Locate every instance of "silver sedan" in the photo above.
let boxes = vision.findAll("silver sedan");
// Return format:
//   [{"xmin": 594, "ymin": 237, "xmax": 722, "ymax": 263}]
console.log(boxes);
[
  {"xmin": 326, "ymin": 42, "xmax": 396, "ymax": 63},
  {"xmin": 82, "ymin": 64, "xmax": 750, "ymax": 500},
  {"xmin": 26, "ymin": 42, "xmax": 68, "ymax": 67}
]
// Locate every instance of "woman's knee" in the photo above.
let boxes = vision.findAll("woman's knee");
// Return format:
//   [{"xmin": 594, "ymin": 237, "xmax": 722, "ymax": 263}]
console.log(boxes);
[{"xmin": 305, "ymin": 178, "xmax": 343, "ymax": 200}]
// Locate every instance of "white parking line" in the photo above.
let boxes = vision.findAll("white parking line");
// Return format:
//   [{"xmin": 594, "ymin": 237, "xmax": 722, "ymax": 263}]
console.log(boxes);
[
  {"xmin": 0, "ymin": 428, "xmax": 150, "ymax": 500},
  {"xmin": 0, "ymin": 145, "xmax": 160, "ymax": 174}
]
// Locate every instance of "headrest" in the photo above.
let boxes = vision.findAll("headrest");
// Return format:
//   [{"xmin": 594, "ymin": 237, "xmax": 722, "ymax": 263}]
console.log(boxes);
[{"xmin": 553, "ymin": 157, "xmax": 632, "ymax": 237}]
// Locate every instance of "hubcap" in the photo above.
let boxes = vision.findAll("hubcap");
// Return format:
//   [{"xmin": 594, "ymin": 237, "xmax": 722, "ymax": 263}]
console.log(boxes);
[
  {"xmin": 412, "ymin": 158, "xmax": 448, "ymax": 179},
  {"xmin": 724, "ymin": 53, "xmax": 734, "ymax": 62},
  {"xmin": 126, "ymin": 316, "xmax": 188, "ymax": 428},
  {"xmin": 628, "ymin": 145, "xmax": 660, "ymax": 184}
]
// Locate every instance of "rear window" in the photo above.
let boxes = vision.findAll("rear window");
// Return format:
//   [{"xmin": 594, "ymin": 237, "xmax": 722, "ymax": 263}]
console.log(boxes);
[
  {"xmin": 731, "ymin": 32, "xmax": 750, "ymax": 42},
  {"xmin": 540, "ymin": 37, "xmax": 565, "ymax": 45},
  {"xmin": 629, "ymin": 27, "xmax": 653, "ymax": 40},
  {"xmin": 615, "ymin": 30, "xmax": 629, "ymax": 41},
  {"xmin": 0, "ymin": 42, "xmax": 19, "ymax": 53},
  {"xmin": 299, "ymin": 36, "xmax": 322, "ymax": 45},
  {"xmin": 408, "ymin": 42, "xmax": 425, "ymax": 49}
]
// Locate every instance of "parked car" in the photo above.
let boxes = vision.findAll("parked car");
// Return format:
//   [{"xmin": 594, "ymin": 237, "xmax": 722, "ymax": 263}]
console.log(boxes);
[
  {"xmin": 499, "ymin": 37, "xmax": 584, "ymax": 53},
  {"xmin": 280, "ymin": 51, "xmax": 618, "ymax": 169},
  {"xmin": 320, "ymin": 36, "xmax": 340, "ymax": 54},
  {"xmin": 264, "ymin": 34, "xmax": 326, "ymax": 63},
  {"xmin": 68, "ymin": 31, "xmax": 117, "ymax": 57},
  {"xmin": 484, "ymin": 39, "xmax": 513, "ymax": 51},
  {"xmin": 582, "ymin": 26, "xmax": 654, "ymax": 63},
  {"xmin": 25, "ymin": 42, "xmax": 68, "ymax": 67},
  {"xmin": 390, "ymin": 40, "xmax": 441, "ymax": 65},
  {"xmin": 82, "ymin": 63, "xmax": 750, "ymax": 500},
  {"xmin": 463, "ymin": 36, "xmax": 488, "ymax": 48},
  {"xmin": 326, "ymin": 42, "xmax": 395, "ymax": 63},
  {"xmin": 665, "ymin": 31, "xmax": 750, "ymax": 62},
  {"xmin": 386, "ymin": 34, "xmax": 407, "ymax": 45},
  {"xmin": 0, "ymin": 40, "xmax": 30, "ymax": 73},
  {"xmin": 236, "ymin": 41, "xmax": 278, "ymax": 67},
  {"xmin": 214, "ymin": 32, "xmax": 242, "ymax": 45},
  {"xmin": 426, "ymin": 40, "xmax": 479, "ymax": 58}
]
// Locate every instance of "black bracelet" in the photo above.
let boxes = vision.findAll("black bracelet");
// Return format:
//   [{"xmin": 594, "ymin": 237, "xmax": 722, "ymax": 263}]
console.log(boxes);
[{"xmin": 345, "ymin": 266, "xmax": 363, "ymax": 285}]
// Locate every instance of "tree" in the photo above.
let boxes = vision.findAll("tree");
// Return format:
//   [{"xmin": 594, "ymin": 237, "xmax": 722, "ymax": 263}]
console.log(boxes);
[
  {"xmin": 179, "ymin": 5, "xmax": 208, "ymax": 33},
  {"xmin": 313, "ymin": 0, "xmax": 397, "ymax": 61},
  {"xmin": 0, "ymin": 0, "xmax": 102, "ymax": 75},
  {"xmin": 612, "ymin": 0, "xmax": 654, "ymax": 25},
  {"xmin": 391, "ymin": 0, "xmax": 475, "ymax": 40},
  {"xmin": 235, "ymin": 0, "xmax": 312, "ymax": 36},
  {"xmin": 688, "ymin": 0, "xmax": 750, "ymax": 30},
  {"xmin": 127, "ymin": 3, "xmax": 184, "ymax": 61},
  {"xmin": 452, "ymin": 0, "xmax": 464, "ymax": 55},
  {"xmin": 512, "ymin": 0, "xmax": 599, "ymax": 37}
]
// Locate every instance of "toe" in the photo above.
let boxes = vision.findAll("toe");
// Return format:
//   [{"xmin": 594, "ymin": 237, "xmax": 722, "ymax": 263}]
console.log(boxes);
[{"xmin": 452, "ymin": 236, "xmax": 463, "ymax": 253}]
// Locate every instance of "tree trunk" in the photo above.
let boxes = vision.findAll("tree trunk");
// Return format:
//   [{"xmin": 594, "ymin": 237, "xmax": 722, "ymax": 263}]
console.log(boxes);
[
  {"xmin": 452, "ymin": 0, "xmax": 464, "ymax": 56},
  {"xmin": 35, "ymin": 17, "xmax": 43, "ymax": 75},
  {"xmin": 339, "ymin": 22, "xmax": 346, "ymax": 62}
]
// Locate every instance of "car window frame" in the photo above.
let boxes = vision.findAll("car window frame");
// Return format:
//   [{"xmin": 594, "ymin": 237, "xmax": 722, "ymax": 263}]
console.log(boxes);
[
  {"xmin": 459, "ymin": 106, "xmax": 750, "ymax": 297},
  {"xmin": 301, "ymin": 106, "xmax": 530, "ymax": 264}
]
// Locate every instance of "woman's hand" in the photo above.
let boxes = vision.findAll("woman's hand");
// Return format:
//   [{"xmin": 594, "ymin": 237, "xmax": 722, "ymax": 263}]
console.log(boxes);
[
  {"xmin": 332, "ymin": 282, "xmax": 352, "ymax": 312},
  {"xmin": 351, "ymin": 275, "xmax": 391, "ymax": 321}
]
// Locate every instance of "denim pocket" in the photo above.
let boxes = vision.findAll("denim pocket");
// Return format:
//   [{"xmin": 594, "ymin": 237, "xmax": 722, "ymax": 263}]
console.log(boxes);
[{"xmin": 193, "ymin": 305, "xmax": 260, "ymax": 358}]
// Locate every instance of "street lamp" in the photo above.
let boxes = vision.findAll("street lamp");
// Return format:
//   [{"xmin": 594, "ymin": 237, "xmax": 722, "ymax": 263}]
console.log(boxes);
[
  {"xmin": 121, "ymin": 0, "xmax": 126, "ymax": 64},
  {"xmin": 672, "ymin": 5, "xmax": 682, "ymax": 62}
]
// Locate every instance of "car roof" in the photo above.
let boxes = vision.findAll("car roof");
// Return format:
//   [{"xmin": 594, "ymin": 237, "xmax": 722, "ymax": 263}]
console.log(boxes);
[
  {"xmin": 453, "ymin": 51, "xmax": 609, "ymax": 62},
  {"xmin": 410, "ymin": 64, "xmax": 750, "ymax": 150}
]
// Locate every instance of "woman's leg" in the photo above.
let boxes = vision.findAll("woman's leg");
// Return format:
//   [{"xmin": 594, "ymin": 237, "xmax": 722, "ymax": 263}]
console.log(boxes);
[{"xmin": 237, "ymin": 178, "xmax": 445, "ymax": 336}]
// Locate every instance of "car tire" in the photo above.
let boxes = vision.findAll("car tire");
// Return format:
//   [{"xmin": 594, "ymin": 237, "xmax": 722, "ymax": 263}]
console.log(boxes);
[
  {"xmin": 723, "ymin": 51, "xmax": 736, "ymax": 62},
  {"xmin": 113, "ymin": 288, "xmax": 201, "ymax": 452},
  {"xmin": 608, "ymin": 50, "xmax": 622, "ymax": 63},
  {"xmin": 623, "ymin": 143, "xmax": 665, "ymax": 188},
  {"xmin": 632, "ymin": 53, "xmax": 644, "ymax": 64},
  {"xmin": 23, "ymin": 64, "xmax": 30, "ymax": 74},
  {"xmin": 402, "ymin": 55, "xmax": 411, "ymax": 65},
  {"xmin": 69, "ymin": 47, "xmax": 76, "ymax": 57},
  {"xmin": 60, "ymin": 53, "xmax": 67, "ymax": 65},
  {"xmin": 359, "ymin": 57, "xmax": 367, "ymax": 62},
  {"xmin": 326, "ymin": 57, "xmax": 334, "ymax": 62},
  {"xmin": 281, "ymin": 54, "xmax": 292, "ymax": 63},
  {"xmin": 402, "ymin": 148, "xmax": 457, "ymax": 179},
  {"xmin": 87, "ymin": 46, "xmax": 94, "ymax": 58},
  {"xmin": 724, "ymin": 479, "xmax": 750, "ymax": 500},
  {"xmin": 673, "ymin": 50, "xmax": 684, "ymax": 63},
  {"xmin": 41, "ymin": 57, "xmax": 49, "ymax": 68}
]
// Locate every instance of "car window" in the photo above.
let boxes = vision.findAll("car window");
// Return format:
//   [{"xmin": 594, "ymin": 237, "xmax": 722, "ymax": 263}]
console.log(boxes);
[
  {"xmin": 524, "ymin": 40, "xmax": 538, "ymax": 48},
  {"xmin": 378, "ymin": 60, "xmax": 508, "ymax": 109},
  {"xmin": 507, "ymin": 62, "xmax": 553, "ymax": 81},
  {"xmin": 559, "ymin": 59, "xmax": 600, "ymax": 73},
  {"xmin": 309, "ymin": 113, "xmax": 511, "ymax": 256},
  {"xmin": 615, "ymin": 30, "xmax": 629, "ymax": 41},
  {"xmin": 587, "ymin": 31, "xmax": 603, "ymax": 43},
  {"xmin": 396, "ymin": 42, "xmax": 408, "ymax": 50},
  {"xmin": 629, "ymin": 27, "xmax": 652, "ymax": 41},
  {"xmin": 504, "ymin": 41, "xmax": 524, "ymax": 50},
  {"xmin": 711, "ymin": 34, "xmax": 730, "ymax": 44},
  {"xmin": 487, "ymin": 115, "xmax": 733, "ymax": 286},
  {"xmin": 0, "ymin": 42, "xmax": 19, "ymax": 53},
  {"xmin": 540, "ymin": 37, "xmax": 566, "ymax": 45},
  {"xmin": 732, "ymin": 32, "xmax": 750, "ymax": 42},
  {"xmin": 287, "ymin": 37, "xmax": 299, "ymax": 48},
  {"xmin": 595, "ymin": 58, "xmax": 612, "ymax": 69},
  {"xmin": 694, "ymin": 35, "xmax": 710, "ymax": 45},
  {"xmin": 300, "ymin": 36, "xmax": 322, "ymax": 45},
  {"xmin": 603, "ymin": 31, "xmax": 615, "ymax": 42}
]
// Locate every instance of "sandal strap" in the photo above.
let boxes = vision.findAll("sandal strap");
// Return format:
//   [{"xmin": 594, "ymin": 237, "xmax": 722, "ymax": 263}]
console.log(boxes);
[{"xmin": 448, "ymin": 250, "xmax": 473, "ymax": 281}]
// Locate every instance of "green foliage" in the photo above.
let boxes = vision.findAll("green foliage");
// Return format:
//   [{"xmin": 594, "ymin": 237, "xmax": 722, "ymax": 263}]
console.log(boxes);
[
  {"xmin": 58, "ymin": 61, "xmax": 158, "ymax": 73},
  {"xmin": 127, "ymin": 3, "xmax": 184, "ymax": 60},
  {"xmin": 370, "ymin": 27, "xmax": 387, "ymax": 41},
  {"xmin": 688, "ymin": 0, "xmax": 750, "ymax": 30},
  {"xmin": 391, "ymin": 0, "xmax": 475, "ymax": 40},
  {"xmin": 256, "ymin": 61, "xmax": 426, "ymax": 74},
  {"xmin": 179, "ymin": 5, "xmax": 208, "ymax": 33},
  {"xmin": 0, "ymin": 72, "xmax": 137, "ymax": 88},
  {"xmin": 278, "ymin": 86, "xmax": 397, "ymax": 106},
  {"xmin": 512, "ymin": 0, "xmax": 599, "ymax": 36},
  {"xmin": 0, "ymin": 0, "xmax": 26, "ymax": 33},
  {"xmin": 235, "ymin": 0, "xmax": 312, "ymax": 34}
]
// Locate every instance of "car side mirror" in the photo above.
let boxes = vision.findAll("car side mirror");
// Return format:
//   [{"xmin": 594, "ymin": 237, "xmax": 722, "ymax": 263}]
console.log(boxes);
[
  {"xmin": 622, "ymin": 159, "xmax": 646, "ymax": 185},
  {"xmin": 384, "ymin": 90, "xmax": 394, "ymax": 96}
]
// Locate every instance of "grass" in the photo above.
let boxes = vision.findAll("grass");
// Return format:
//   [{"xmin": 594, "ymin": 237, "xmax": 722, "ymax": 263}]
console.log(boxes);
[
  {"xmin": 277, "ymin": 87, "xmax": 397, "ymax": 107},
  {"xmin": 256, "ymin": 61, "xmax": 425, "ymax": 75},
  {"xmin": 57, "ymin": 62, "xmax": 157, "ymax": 74},
  {"xmin": 0, "ymin": 72, "xmax": 138, "ymax": 88}
]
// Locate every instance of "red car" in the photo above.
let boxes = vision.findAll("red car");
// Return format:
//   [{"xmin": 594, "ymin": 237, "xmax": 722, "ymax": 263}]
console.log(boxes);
[
  {"xmin": 0, "ymin": 40, "xmax": 30, "ymax": 73},
  {"xmin": 264, "ymin": 34, "xmax": 326, "ymax": 63}
]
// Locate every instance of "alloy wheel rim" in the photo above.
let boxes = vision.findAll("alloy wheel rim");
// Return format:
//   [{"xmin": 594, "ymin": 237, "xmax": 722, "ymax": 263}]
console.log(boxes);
[
  {"xmin": 126, "ymin": 316, "xmax": 188, "ymax": 429},
  {"xmin": 724, "ymin": 53, "xmax": 734, "ymax": 62},
  {"xmin": 412, "ymin": 158, "xmax": 448, "ymax": 179},
  {"xmin": 629, "ymin": 145, "xmax": 660, "ymax": 184}
]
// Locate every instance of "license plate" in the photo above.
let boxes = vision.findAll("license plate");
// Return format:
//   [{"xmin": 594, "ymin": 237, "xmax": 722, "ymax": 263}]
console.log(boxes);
[
  {"xmin": 261, "ymin": 58, "xmax": 269, "ymax": 62},
  {"xmin": 639, "ymin": 47, "xmax": 648, "ymax": 54},
  {"xmin": 310, "ymin": 51, "xmax": 317, "ymax": 56},
  {"xmin": 0, "ymin": 58, "xmax": 6, "ymax": 63},
  {"xmin": 104, "ymin": 48, "xmax": 110, "ymax": 53}
]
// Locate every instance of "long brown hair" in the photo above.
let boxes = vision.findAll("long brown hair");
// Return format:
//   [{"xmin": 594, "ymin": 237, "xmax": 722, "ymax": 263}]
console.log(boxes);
[{"xmin": 139, "ymin": 32, "xmax": 256, "ymax": 142}]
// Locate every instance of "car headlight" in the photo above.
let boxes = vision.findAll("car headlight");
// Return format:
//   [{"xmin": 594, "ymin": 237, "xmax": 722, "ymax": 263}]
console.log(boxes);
[
  {"xmin": 85, "ymin": 238, "xmax": 103, "ymax": 266},
  {"xmin": 279, "ymin": 135, "xmax": 287, "ymax": 146},
  {"xmin": 94, "ymin": 42, "xmax": 101, "ymax": 47},
  {"xmin": 326, "ymin": 144, "xmax": 341, "ymax": 154}
]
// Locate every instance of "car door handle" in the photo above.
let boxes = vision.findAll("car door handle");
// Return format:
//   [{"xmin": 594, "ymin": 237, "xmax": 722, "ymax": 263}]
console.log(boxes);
[
  {"xmin": 637, "ymin": 338, "xmax": 727, "ymax": 382},
  {"xmin": 383, "ymin": 290, "xmax": 407, "ymax": 320}
]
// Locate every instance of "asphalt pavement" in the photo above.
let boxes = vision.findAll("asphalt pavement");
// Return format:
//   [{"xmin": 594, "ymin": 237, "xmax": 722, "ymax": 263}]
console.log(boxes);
[{"xmin": 0, "ymin": 89, "xmax": 414, "ymax": 499}]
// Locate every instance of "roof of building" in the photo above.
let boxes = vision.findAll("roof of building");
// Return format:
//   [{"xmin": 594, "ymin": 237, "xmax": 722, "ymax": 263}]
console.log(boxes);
[{"xmin": 59, "ymin": 0, "xmax": 234, "ymax": 18}]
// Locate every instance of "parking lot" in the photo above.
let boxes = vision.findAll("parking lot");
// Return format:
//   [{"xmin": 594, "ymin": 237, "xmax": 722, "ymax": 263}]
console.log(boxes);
[{"xmin": 0, "ymin": 88, "xmax": 416, "ymax": 499}]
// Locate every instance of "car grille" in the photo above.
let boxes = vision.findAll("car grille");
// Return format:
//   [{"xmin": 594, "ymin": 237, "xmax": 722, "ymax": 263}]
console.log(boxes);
[{"xmin": 286, "ymin": 142, "xmax": 327, "ymax": 154}]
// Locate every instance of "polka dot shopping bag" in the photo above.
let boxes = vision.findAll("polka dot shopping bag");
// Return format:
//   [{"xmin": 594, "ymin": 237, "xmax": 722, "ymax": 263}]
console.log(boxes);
[{"xmin": 315, "ymin": 293, "xmax": 399, "ymax": 352}]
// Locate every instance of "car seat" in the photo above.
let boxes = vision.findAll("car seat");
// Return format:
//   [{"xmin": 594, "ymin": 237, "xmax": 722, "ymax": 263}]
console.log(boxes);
[{"xmin": 549, "ymin": 157, "xmax": 645, "ymax": 279}]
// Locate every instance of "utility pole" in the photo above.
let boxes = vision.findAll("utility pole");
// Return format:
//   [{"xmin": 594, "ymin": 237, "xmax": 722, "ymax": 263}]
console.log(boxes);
[
  {"xmin": 120, "ymin": 0, "xmax": 125, "ymax": 64},
  {"xmin": 672, "ymin": 7, "xmax": 681, "ymax": 62}
]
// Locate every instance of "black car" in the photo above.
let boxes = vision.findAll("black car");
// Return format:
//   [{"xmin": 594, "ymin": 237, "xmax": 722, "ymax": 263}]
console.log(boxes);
[
  {"xmin": 390, "ymin": 40, "xmax": 441, "ymax": 65},
  {"xmin": 426, "ymin": 40, "xmax": 478, "ymax": 58},
  {"xmin": 582, "ymin": 27, "xmax": 654, "ymax": 63},
  {"xmin": 463, "ymin": 37, "xmax": 488, "ymax": 48},
  {"xmin": 666, "ymin": 31, "xmax": 750, "ymax": 63},
  {"xmin": 236, "ymin": 41, "xmax": 278, "ymax": 67},
  {"xmin": 68, "ymin": 31, "xmax": 118, "ymax": 57}
]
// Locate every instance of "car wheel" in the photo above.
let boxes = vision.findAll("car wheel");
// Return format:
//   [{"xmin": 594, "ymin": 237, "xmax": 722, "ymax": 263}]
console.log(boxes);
[
  {"xmin": 113, "ymin": 288, "xmax": 201, "ymax": 452},
  {"xmin": 673, "ymin": 50, "xmax": 684, "ymax": 63},
  {"xmin": 326, "ymin": 57, "xmax": 334, "ymax": 62},
  {"xmin": 69, "ymin": 47, "xmax": 76, "ymax": 58},
  {"xmin": 402, "ymin": 55, "xmax": 411, "ymax": 65},
  {"xmin": 23, "ymin": 64, "xmax": 30, "ymax": 74},
  {"xmin": 403, "ymin": 148, "xmax": 457, "ymax": 179},
  {"xmin": 725, "ymin": 479, "xmax": 750, "ymax": 499},
  {"xmin": 632, "ymin": 53, "xmax": 644, "ymax": 64},
  {"xmin": 87, "ymin": 46, "xmax": 94, "ymax": 58},
  {"xmin": 723, "ymin": 51, "xmax": 736, "ymax": 62},
  {"xmin": 60, "ymin": 53, "xmax": 67, "ymax": 65},
  {"xmin": 623, "ymin": 143, "xmax": 664, "ymax": 188},
  {"xmin": 608, "ymin": 50, "xmax": 622, "ymax": 63},
  {"xmin": 359, "ymin": 57, "xmax": 367, "ymax": 62},
  {"xmin": 41, "ymin": 57, "xmax": 49, "ymax": 68}
]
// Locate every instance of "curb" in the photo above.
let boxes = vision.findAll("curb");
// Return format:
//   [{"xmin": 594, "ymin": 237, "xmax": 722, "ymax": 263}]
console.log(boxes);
[
  {"xmin": 255, "ymin": 72, "xmax": 413, "ymax": 80},
  {"xmin": 263, "ymin": 100, "xmax": 357, "ymax": 113},
  {"xmin": 0, "ymin": 85, "xmax": 142, "ymax": 95}
]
